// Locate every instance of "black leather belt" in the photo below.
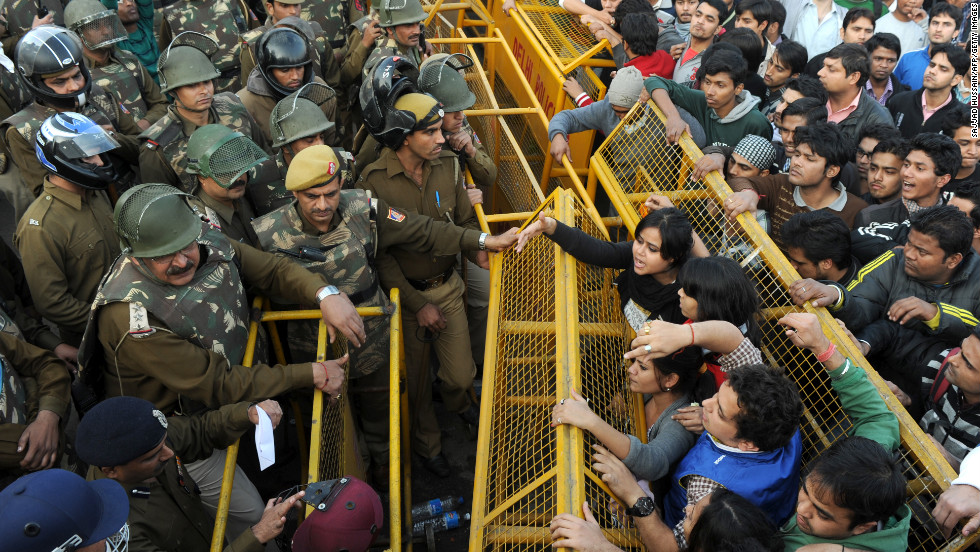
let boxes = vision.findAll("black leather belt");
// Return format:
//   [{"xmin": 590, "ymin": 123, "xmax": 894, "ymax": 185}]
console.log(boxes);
[
  {"xmin": 406, "ymin": 267, "xmax": 454, "ymax": 291},
  {"xmin": 348, "ymin": 279, "xmax": 379, "ymax": 305}
]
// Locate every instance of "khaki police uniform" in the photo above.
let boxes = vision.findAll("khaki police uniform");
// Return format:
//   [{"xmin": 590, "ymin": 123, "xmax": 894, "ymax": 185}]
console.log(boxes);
[
  {"xmin": 357, "ymin": 147, "xmax": 481, "ymax": 457},
  {"xmin": 13, "ymin": 176, "xmax": 120, "ymax": 347},
  {"xmin": 191, "ymin": 188, "xmax": 260, "ymax": 247}
]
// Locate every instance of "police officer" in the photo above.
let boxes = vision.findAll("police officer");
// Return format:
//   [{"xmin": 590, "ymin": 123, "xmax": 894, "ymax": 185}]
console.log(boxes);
[
  {"xmin": 139, "ymin": 32, "xmax": 269, "ymax": 192},
  {"xmin": 13, "ymin": 112, "xmax": 123, "ymax": 347},
  {"xmin": 64, "ymin": 0, "xmax": 168, "ymax": 130},
  {"xmin": 250, "ymin": 81, "xmax": 343, "ymax": 215},
  {"xmin": 1, "ymin": 26, "xmax": 141, "ymax": 198},
  {"xmin": 186, "ymin": 124, "xmax": 267, "ymax": 246},
  {"xmin": 75, "ymin": 396, "xmax": 303, "ymax": 552},
  {"xmin": 301, "ymin": 0, "xmax": 365, "ymax": 61},
  {"xmin": 252, "ymin": 145, "xmax": 515, "ymax": 481},
  {"xmin": 238, "ymin": 0, "xmax": 341, "ymax": 89},
  {"xmin": 157, "ymin": 0, "xmax": 259, "ymax": 93},
  {"xmin": 76, "ymin": 182, "xmax": 361, "ymax": 538},
  {"xmin": 236, "ymin": 26, "xmax": 337, "ymax": 145},
  {"xmin": 357, "ymin": 72, "xmax": 486, "ymax": 476},
  {"xmin": 0, "ymin": 332, "xmax": 70, "ymax": 476},
  {"xmin": 0, "ymin": 24, "xmax": 32, "ymax": 223},
  {"xmin": 359, "ymin": 0, "xmax": 428, "ymax": 79}
]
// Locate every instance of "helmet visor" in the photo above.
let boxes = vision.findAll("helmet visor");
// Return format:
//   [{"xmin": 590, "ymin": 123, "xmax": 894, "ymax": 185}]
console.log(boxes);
[
  {"xmin": 56, "ymin": 130, "xmax": 120, "ymax": 160},
  {"xmin": 73, "ymin": 12, "xmax": 127, "ymax": 50}
]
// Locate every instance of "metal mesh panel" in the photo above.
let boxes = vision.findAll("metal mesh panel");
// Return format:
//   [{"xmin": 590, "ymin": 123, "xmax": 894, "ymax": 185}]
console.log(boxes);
[
  {"xmin": 518, "ymin": 0, "xmax": 602, "ymax": 64},
  {"xmin": 73, "ymin": 12, "xmax": 127, "ymax": 50},
  {"xmin": 472, "ymin": 189, "xmax": 642, "ymax": 551},
  {"xmin": 589, "ymin": 100, "xmax": 980, "ymax": 552},
  {"xmin": 208, "ymin": 135, "xmax": 268, "ymax": 188},
  {"xmin": 270, "ymin": 82, "xmax": 335, "ymax": 147}
]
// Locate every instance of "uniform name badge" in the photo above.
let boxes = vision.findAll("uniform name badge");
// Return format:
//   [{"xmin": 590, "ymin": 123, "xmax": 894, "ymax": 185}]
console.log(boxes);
[{"xmin": 623, "ymin": 300, "xmax": 653, "ymax": 334}]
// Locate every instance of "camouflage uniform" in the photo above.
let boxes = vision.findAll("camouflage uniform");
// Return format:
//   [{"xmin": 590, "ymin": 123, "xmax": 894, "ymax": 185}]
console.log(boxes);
[
  {"xmin": 0, "ymin": 86, "xmax": 142, "ymax": 196},
  {"xmin": 77, "ymin": 226, "xmax": 326, "ymax": 415},
  {"xmin": 0, "ymin": 242, "xmax": 62, "ymax": 352},
  {"xmin": 0, "ymin": 0, "xmax": 68, "ymax": 53},
  {"xmin": 453, "ymin": 116, "xmax": 496, "ymax": 192},
  {"xmin": 0, "ymin": 332, "xmax": 71, "ymax": 472},
  {"xmin": 237, "ymin": 73, "xmax": 337, "ymax": 145},
  {"xmin": 301, "ymin": 0, "xmax": 366, "ymax": 58},
  {"xmin": 13, "ymin": 176, "xmax": 121, "ymax": 347},
  {"xmin": 138, "ymin": 92, "xmax": 269, "ymax": 193},
  {"xmin": 361, "ymin": 34, "xmax": 422, "ymax": 81},
  {"xmin": 157, "ymin": 0, "xmax": 259, "ymax": 93},
  {"xmin": 238, "ymin": 17, "xmax": 340, "ymax": 91},
  {"xmin": 84, "ymin": 48, "xmax": 169, "ymax": 125},
  {"xmin": 251, "ymin": 190, "xmax": 485, "ymax": 464}
]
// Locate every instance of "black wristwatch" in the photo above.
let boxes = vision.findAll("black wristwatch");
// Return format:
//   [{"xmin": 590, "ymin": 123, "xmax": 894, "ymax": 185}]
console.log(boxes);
[{"xmin": 625, "ymin": 496, "xmax": 655, "ymax": 517}]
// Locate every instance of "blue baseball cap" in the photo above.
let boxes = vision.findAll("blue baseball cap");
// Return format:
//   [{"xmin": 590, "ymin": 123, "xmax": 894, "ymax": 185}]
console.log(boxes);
[{"xmin": 0, "ymin": 469, "xmax": 129, "ymax": 550}]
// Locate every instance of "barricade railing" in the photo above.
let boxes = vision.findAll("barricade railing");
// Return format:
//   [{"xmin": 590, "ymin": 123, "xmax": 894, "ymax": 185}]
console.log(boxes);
[
  {"xmin": 470, "ymin": 188, "xmax": 644, "ymax": 551},
  {"xmin": 584, "ymin": 99, "xmax": 978, "ymax": 552},
  {"xmin": 209, "ymin": 294, "xmax": 409, "ymax": 551},
  {"xmin": 485, "ymin": 0, "xmax": 613, "ymax": 192}
]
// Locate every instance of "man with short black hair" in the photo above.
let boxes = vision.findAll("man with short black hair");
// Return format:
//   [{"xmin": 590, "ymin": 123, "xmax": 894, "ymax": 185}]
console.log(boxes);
[
  {"xmin": 887, "ymin": 44, "xmax": 969, "ymax": 139},
  {"xmin": 726, "ymin": 123, "xmax": 869, "ymax": 247},
  {"xmin": 854, "ymin": 123, "xmax": 895, "ymax": 195},
  {"xmin": 646, "ymin": 49, "xmax": 772, "ymax": 147},
  {"xmin": 672, "ymin": 0, "xmax": 727, "ymax": 84},
  {"xmin": 774, "ymin": 97, "xmax": 828, "ymax": 173},
  {"xmin": 893, "ymin": 2, "xmax": 963, "ymax": 89},
  {"xmin": 864, "ymin": 32, "xmax": 909, "ymax": 105},
  {"xmin": 782, "ymin": 210, "xmax": 859, "ymax": 284},
  {"xmin": 949, "ymin": 182, "xmax": 980, "ymax": 253},
  {"xmin": 766, "ymin": 0, "xmax": 787, "ymax": 45},
  {"xmin": 762, "ymin": 40, "xmax": 807, "ymax": 117},
  {"xmin": 804, "ymin": 7, "xmax": 876, "ymax": 77},
  {"xmin": 864, "ymin": 136, "xmax": 910, "ymax": 205},
  {"xmin": 942, "ymin": 107, "xmax": 980, "ymax": 191},
  {"xmin": 818, "ymin": 43, "xmax": 894, "ymax": 143},
  {"xmin": 734, "ymin": 0, "xmax": 773, "ymax": 77}
]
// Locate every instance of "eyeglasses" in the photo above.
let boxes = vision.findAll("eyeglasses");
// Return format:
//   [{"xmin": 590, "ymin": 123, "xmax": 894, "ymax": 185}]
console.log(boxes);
[
  {"xmin": 148, "ymin": 242, "xmax": 197, "ymax": 265},
  {"xmin": 856, "ymin": 148, "xmax": 873, "ymax": 160}
]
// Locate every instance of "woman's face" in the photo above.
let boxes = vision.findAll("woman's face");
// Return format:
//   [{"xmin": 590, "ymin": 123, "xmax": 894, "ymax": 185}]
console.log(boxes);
[
  {"xmin": 632, "ymin": 227, "xmax": 674, "ymax": 276},
  {"xmin": 627, "ymin": 357, "xmax": 665, "ymax": 394},
  {"xmin": 683, "ymin": 492, "xmax": 713, "ymax": 541},
  {"xmin": 678, "ymin": 287, "xmax": 699, "ymax": 321}
]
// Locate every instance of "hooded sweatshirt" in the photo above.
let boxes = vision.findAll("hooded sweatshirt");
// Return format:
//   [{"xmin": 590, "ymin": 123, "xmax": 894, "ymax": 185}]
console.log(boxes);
[{"xmin": 645, "ymin": 76, "xmax": 772, "ymax": 147}]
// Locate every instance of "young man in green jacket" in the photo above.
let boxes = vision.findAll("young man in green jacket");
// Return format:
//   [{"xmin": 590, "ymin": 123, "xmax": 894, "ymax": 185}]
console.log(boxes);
[{"xmin": 644, "ymin": 49, "xmax": 772, "ymax": 148}]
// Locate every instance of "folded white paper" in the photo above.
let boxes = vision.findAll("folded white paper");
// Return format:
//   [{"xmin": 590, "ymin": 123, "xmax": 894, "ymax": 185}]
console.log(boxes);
[{"xmin": 255, "ymin": 407, "xmax": 276, "ymax": 471}]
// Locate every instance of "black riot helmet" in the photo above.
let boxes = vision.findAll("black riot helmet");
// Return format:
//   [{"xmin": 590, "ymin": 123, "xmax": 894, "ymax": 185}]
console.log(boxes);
[
  {"xmin": 255, "ymin": 27, "xmax": 314, "ymax": 99},
  {"xmin": 15, "ymin": 26, "xmax": 93, "ymax": 109},
  {"xmin": 359, "ymin": 56, "xmax": 421, "ymax": 149},
  {"xmin": 35, "ymin": 112, "xmax": 121, "ymax": 190}
]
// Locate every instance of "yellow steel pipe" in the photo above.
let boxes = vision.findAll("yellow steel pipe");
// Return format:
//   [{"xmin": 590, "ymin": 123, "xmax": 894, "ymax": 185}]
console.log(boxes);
[{"xmin": 388, "ymin": 288, "xmax": 404, "ymax": 551}]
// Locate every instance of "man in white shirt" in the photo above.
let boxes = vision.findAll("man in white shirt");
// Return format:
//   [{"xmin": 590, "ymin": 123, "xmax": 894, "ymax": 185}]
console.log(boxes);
[
  {"xmin": 781, "ymin": 0, "xmax": 847, "ymax": 60},
  {"xmin": 876, "ymin": 0, "xmax": 928, "ymax": 56}
]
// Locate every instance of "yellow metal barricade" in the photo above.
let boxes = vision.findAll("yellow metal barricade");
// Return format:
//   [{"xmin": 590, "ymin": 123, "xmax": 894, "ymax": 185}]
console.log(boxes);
[
  {"xmin": 210, "ymin": 296, "xmax": 410, "ymax": 551},
  {"xmin": 584, "ymin": 99, "xmax": 979, "ymax": 552},
  {"xmin": 486, "ymin": 0, "xmax": 612, "ymax": 192},
  {"xmin": 470, "ymin": 188, "xmax": 643, "ymax": 551}
]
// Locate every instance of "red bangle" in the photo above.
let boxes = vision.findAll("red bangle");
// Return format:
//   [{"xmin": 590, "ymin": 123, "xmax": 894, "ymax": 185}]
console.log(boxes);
[
  {"xmin": 815, "ymin": 342, "xmax": 836, "ymax": 363},
  {"xmin": 689, "ymin": 324, "xmax": 696, "ymax": 346}
]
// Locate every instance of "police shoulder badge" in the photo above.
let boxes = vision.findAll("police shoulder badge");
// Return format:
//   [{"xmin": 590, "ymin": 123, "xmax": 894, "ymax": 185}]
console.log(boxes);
[{"xmin": 387, "ymin": 207, "xmax": 406, "ymax": 222}]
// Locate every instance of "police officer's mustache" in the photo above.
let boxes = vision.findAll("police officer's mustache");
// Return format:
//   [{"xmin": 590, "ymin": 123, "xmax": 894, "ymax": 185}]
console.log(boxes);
[{"xmin": 166, "ymin": 260, "xmax": 196, "ymax": 276}]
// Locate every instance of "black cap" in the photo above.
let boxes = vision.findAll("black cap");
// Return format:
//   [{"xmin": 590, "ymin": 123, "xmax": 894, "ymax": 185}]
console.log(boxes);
[{"xmin": 76, "ymin": 396, "xmax": 169, "ymax": 467}]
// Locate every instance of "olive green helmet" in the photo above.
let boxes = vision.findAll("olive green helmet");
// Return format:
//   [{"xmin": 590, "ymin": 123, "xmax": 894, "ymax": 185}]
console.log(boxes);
[
  {"xmin": 64, "ymin": 0, "xmax": 127, "ymax": 50},
  {"xmin": 418, "ymin": 53, "xmax": 476, "ymax": 112},
  {"xmin": 185, "ymin": 125, "xmax": 269, "ymax": 188},
  {"xmin": 376, "ymin": 0, "xmax": 426, "ymax": 27},
  {"xmin": 269, "ymin": 82, "xmax": 336, "ymax": 149},
  {"xmin": 115, "ymin": 183, "xmax": 203, "ymax": 258},
  {"xmin": 157, "ymin": 32, "xmax": 221, "ymax": 94}
]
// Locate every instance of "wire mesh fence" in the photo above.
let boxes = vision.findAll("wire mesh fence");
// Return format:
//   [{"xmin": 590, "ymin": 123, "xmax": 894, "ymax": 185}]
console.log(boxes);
[
  {"xmin": 588, "ymin": 100, "xmax": 978, "ymax": 552},
  {"xmin": 471, "ymin": 189, "xmax": 644, "ymax": 551}
]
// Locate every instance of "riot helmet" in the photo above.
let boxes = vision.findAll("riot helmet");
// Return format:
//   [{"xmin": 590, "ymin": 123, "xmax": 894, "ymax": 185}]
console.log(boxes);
[
  {"xmin": 157, "ymin": 32, "xmax": 221, "ymax": 95},
  {"xmin": 64, "ymin": 0, "xmax": 127, "ymax": 51},
  {"xmin": 418, "ymin": 53, "xmax": 476, "ymax": 112},
  {"xmin": 35, "ymin": 112, "xmax": 121, "ymax": 190},
  {"xmin": 376, "ymin": 0, "xmax": 426, "ymax": 27},
  {"xmin": 115, "ymin": 183, "xmax": 203, "ymax": 258},
  {"xmin": 15, "ymin": 26, "xmax": 92, "ymax": 109},
  {"xmin": 360, "ymin": 56, "xmax": 426, "ymax": 149},
  {"xmin": 270, "ymin": 81, "xmax": 336, "ymax": 149},
  {"xmin": 256, "ymin": 27, "xmax": 314, "ymax": 99},
  {"xmin": 185, "ymin": 125, "xmax": 268, "ymax": 188}
]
